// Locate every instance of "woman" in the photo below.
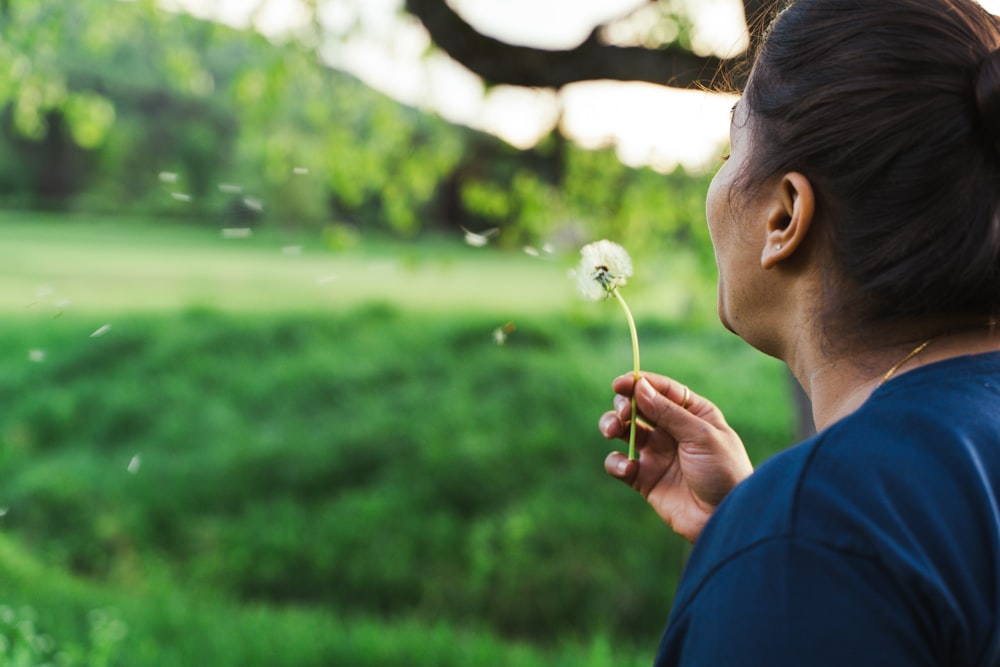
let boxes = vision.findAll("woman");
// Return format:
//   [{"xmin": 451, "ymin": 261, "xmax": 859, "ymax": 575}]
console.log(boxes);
[{"xmin": 599, "ymin": 0, "xmax": 1000, "ymax": 663}]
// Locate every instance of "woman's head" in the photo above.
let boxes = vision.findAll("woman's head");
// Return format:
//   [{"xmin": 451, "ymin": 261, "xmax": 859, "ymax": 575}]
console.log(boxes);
[{"xmin": 726, "ymin": 0, "xmax": 1000, "ymax": 335}]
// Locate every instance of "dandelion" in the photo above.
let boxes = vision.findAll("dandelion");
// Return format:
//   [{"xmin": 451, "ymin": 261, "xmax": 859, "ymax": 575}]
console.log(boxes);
[{"xmin": 575, "ymin": 240, "xmax": 642, "ymax": 460}]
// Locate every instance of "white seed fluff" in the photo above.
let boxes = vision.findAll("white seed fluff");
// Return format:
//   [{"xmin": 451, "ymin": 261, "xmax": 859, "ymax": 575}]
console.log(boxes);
[{"xmin": 575, "ymin": 240, "xmax": 633, "ymax": 301}]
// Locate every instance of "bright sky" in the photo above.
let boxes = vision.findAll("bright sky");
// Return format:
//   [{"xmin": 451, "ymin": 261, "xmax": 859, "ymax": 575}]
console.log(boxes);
[{"xmin": 164, "ymin": 0, "xmax": 1000, "ymax": 172}]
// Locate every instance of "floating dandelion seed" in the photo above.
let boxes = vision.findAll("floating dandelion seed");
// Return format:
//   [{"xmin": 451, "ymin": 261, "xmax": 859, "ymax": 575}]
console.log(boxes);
[
  {"xmin": 492, "ymin": 321, "xmax": 516, "ymax": 346},
  {"xmin": 218, "ymin": 183, "xmax": 243, "ymax": 194},
  {"xmin": 222, "ymin": 228, "xmax": 252, "ymax": 239},
  {"xmin": 523, "ymin": 246, "xmax": 540, "ymax": 257},
  {"xmin": 127, "ymin": 454, "xmax": 141, "ymax": 474},
  {"xmin": 243, "ymin": 197, "xmax": 264, "ymax": 212},
  {"xmin": 316, "ymin": 275, "xmax": 338, "ymax": 285},
  {"xmin": 0, "ymin": 507, "xmax": 8, "ymax": 518},
  {"xmin": 542, "ymin": 243, "xmax": 555, "ymax": 255},
  {"xmin": 292, "ymin": 166, "xmax": 310, "ymax": 175},
  {"xmin": 281, "ymin": 245, "xmax": 303, "ymax": 256},
  {"xmin": 171, "ymin": 193, "xmax": 192, "ymax": 202},
  {"xmin": 90, "ymin": 324, "xmax": 112, "ymax": 338},
  {"xmin": 461, "ymin": 226, "xmax": 499, "ymax": 248},
  {"xmin": 158, "ymin": 171, "xmax": 178, "ymax": 183},
  {"xmin": 574, "ymin": 240, "xmax": 641, "ymax": 460},
  {"xmin": 28, "ymin": 349, "xmax": 45, "ymax": 363}
]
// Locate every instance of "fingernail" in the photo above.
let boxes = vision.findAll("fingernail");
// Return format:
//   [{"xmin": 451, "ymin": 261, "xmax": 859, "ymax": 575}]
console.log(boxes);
[
  {"xmin": 616, "ymin": 458, "xmax": 629, "ymax": 475},
  {"xmin": 637, "ymin": 377, "xmax": 656, "ymax": 401},
  {"xmin": 599, "ymin": 413, "xmax": 617, "ymax": 434}
]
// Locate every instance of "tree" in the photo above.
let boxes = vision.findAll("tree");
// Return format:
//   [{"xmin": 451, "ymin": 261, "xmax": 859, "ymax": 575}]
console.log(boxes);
[{"xmin": 401, "ymin": 0, "xmax": 774, "ymax": 91}]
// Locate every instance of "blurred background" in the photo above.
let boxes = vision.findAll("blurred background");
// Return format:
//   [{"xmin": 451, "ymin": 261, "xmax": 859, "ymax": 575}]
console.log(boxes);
[{"xmin": 1, "ymin": 0, "xmax": 994, "ymax": 664}]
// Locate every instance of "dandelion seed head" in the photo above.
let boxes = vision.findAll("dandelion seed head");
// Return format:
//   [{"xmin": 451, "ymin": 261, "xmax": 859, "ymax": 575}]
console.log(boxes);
[{"xmin": 575, "ymin": 240, "xmax": 633, "ymax": 301}]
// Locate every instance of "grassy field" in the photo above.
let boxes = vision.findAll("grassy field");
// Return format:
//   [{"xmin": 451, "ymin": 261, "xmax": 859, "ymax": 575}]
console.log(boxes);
[
  {"xmin": 0, "ymin": 212, "xmax": 709, "ymax": 319},
  {"xmin": 0, "ymin": 214, "xmax": 794, "ymax": 665}
]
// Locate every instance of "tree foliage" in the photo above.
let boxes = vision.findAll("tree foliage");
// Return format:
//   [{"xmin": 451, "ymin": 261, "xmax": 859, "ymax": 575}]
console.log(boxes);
[{"xmin": 0, "ymin": 0, "xmax": 719, "ymax": 266}]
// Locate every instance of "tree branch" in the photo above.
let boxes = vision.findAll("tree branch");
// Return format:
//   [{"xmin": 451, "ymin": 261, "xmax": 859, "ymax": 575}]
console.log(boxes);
[{"xmin": 403, "ymin": 0, "xmax": 747, "ymax": 90}]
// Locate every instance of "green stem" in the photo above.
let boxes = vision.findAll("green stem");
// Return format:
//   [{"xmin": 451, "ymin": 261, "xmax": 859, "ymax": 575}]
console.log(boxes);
[{"xmin": 612, "ymin": 287, "xmax": 640, "ymax": 461}]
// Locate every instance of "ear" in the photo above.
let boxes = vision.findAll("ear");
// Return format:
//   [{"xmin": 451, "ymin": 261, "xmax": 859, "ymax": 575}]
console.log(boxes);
[{"xmin": 761, "ymin": 172, "xmax": 815, "ymax": 269}]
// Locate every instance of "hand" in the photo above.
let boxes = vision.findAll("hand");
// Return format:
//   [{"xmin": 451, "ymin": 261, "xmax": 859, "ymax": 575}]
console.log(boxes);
[{"xmin": 599, "ymin": 372, "xmax": 753, "ymax": 543}]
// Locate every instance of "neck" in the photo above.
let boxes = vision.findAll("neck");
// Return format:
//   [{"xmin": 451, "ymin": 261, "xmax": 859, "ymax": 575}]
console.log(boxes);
[{"xmin": 787, "ymin": 320, "xmax": 1000, "ymax": 431}]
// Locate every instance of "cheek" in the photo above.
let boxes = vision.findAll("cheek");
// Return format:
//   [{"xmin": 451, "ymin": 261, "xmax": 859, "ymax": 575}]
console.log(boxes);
[{"xmin": 705, "ymin": 167, "xmax": 732, "ymax": 249}]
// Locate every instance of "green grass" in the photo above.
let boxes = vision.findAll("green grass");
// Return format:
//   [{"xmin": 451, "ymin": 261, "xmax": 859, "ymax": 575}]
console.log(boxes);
[
  {"xmin": 0, "ymin": 214, "xmax": 795, "ymax": 665},
  {"xmin": 0, "ymin": 212, "xmax": 711, "ymax": 319},
  {"xmin": 0, "ymin": 533, "xmax": 649, "ymax": 667}
]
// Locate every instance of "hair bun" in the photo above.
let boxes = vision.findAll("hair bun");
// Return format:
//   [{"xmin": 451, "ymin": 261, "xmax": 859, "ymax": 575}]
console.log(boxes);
[{"xmin": 977, "ymin": 48, "xmax": 1000, "ymax": 152}]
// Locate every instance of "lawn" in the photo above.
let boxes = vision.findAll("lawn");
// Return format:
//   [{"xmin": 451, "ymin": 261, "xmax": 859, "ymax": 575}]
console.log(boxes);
[
  {"xmin": 0, "ymin": 213, "xmax": 794, "ymax": 665},
  {"xmin": 0, "ymin": 212, "xmax": 706, "ymax": 318}
]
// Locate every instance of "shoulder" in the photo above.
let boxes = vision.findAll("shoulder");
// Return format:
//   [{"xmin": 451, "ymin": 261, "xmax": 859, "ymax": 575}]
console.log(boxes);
[
  {"xmin": 660, "ymin": 353, "xmax": 1000, "ymax": 665},
  {"xmin": 685, "ymin": 352, "xmax": 1000, "ymax": 574}
]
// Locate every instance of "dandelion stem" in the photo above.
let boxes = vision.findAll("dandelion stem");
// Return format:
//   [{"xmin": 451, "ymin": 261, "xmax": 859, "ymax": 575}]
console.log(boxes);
[{"xmin": 612, "ymin": 287, "xmax": 640, "ymax": 461}]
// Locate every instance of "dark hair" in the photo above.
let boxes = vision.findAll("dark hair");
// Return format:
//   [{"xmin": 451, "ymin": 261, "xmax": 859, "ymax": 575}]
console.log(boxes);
[{"xmin": 740, "ymin": 0, "xmax": 1000, "ymax": 329}]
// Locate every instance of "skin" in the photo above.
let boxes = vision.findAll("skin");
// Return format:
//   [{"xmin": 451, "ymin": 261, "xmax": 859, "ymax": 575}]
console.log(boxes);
[{"xmin": 600, "ymin": 99, "xmax": 1000, "ymax": 543}]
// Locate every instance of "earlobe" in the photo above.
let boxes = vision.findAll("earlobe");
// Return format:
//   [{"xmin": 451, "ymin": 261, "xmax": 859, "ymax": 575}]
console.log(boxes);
[{"xmin": 761, "ymin": 172, "xmax": 815, "ymax": 269}]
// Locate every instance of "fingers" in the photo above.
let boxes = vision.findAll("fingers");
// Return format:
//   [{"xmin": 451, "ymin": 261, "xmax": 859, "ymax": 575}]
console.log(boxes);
[
  {"xmin": 612, "ymin": 372, "xmax": 697, "ymax": 414},
  {"xmin": 633, "ymin": 376, "xmax": 708, "ymax": 441},
  {"xmin": 598, "ymin": 410, "xmax": 624, "ymax": 439},
  {"xmin": 598, "ymin": 394, "xmax": 632, "ymax": 439},
  {"xmin": 604, "ymin": 451, "xmax": 639, "ymax": 486}
]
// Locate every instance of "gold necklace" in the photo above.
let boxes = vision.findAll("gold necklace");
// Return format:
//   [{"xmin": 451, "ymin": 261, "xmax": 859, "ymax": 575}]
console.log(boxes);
[
  {"xmin": 877, "ymin": 337, "xmax": 938, "ymax": 387},
  {"xmin": 876, "ymin": 321, "xmax": 998, "ymax": 388}
]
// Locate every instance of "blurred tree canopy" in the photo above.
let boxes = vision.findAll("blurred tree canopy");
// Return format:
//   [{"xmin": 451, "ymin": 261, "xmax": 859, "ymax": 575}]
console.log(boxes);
[{"xmin": 0, "ymin": 0, "xmax": 719, "ymax": 263}]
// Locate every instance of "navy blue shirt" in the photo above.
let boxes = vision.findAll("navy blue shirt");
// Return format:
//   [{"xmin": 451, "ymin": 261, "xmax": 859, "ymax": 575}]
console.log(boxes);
[{"xmin": 655, "ymin": 353, "xmax": 1000, "ymax": 666}]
